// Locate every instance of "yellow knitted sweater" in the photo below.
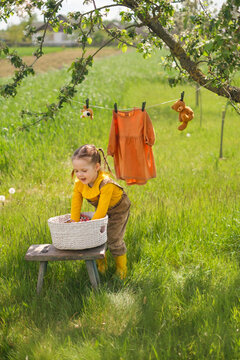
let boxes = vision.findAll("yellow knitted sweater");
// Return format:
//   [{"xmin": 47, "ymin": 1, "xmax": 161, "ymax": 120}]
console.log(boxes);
[{"xmin": 71, "ymin": 171, "xmax": 123, "ymax": 221}]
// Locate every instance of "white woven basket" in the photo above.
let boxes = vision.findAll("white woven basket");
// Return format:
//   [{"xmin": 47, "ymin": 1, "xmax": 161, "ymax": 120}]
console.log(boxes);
[{"xmin": 48, "ymin": 212, "xmax": 108, "ymax": 250}]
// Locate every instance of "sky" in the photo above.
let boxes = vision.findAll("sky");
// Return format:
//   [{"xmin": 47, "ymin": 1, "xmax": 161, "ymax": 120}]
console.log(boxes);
[{"xmin": 0, "ymin": 0, "xmax": 227, "ymax": 30}]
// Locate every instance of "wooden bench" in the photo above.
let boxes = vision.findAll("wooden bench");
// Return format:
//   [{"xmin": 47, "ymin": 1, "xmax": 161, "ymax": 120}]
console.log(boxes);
[{"xmin": 25, "ymin": 243, "xmax": 107, "ymax": 294}]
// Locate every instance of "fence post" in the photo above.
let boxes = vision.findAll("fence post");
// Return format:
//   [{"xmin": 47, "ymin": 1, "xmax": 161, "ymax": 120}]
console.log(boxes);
[
  {"xmin": 196, "ymin": 84, "xmax": 199, "ymax": 107},
  {"xmin": 199, "ymin": 88, "xmax": 202, "ymax": 128},
  {"xmin": 219, "ymin": 102, "xmax": 229, "ymax": 159},
  {"xmin": 196, "ymin": 85, "xmax": 203, "ymax": 127}
]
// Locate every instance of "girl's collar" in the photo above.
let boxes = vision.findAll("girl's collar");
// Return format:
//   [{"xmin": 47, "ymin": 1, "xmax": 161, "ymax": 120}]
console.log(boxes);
[{"xmin": 88, "ymin": 170, "xmax": 102, "ymax": 188}]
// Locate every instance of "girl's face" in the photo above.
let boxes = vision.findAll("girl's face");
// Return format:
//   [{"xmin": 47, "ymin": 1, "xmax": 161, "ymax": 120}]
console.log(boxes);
[{"xmin": 72, "ymin": 158, "xmax": 100, "ymax": 187}]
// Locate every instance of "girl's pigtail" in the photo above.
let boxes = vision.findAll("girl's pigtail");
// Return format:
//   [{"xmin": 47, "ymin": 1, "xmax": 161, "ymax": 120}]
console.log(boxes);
[
  {"xmin": 71, "ymin": 170, "xmax": 75, "ymax": 178},
  {"xmin": 98, "ymin": 148, "xmax": 115, "ymax": 178}
]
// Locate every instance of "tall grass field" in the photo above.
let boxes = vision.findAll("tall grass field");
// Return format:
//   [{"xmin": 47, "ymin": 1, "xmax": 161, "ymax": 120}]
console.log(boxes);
[{"xmin": 0, "ymin": 49, "xmax": 240, "ymax": 360}]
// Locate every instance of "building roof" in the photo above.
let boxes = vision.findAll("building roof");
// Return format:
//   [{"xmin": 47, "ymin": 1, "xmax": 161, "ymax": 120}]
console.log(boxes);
[{"xmin": 35, "ymin": 14, "xmax": 68, "ymax": 32}]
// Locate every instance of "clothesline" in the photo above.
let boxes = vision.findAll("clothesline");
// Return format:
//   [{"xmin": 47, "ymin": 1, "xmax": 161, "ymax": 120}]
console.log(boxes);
[
  {"xmin": 71, "ymin": 79, "xmax": 218, "ymax": 112},
  {"xmin": 71, "ymin": 98, "xmax": 179, "ymax": 111}
]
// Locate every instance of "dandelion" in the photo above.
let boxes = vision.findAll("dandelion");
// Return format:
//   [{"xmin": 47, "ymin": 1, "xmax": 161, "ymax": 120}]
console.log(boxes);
[
  {"xmin": 0, "ymin": 195, "xmax": 5, "ymax": 202},
  {"xmin": 9, "ymin": 188, "xmax": 16, "ymax": 194},
  {"xmin": 186, "ymin": 133, "xmax": 191, "ymax": 137}
]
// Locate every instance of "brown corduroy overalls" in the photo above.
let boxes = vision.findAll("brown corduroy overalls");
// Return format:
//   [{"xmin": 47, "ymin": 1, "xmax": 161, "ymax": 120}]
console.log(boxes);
[{"xmin": 87, "ymin": 178, "xmax": 131, "ymax": 257}]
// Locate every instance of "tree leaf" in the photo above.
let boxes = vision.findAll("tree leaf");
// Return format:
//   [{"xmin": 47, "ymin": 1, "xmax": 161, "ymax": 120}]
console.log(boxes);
[
  {"xmin": 87, "ymin": 37, "xmax": 92, "ymax": 45},
  {"xmin": 121, "ymin": 44, "xmax": 128, "ymax": 53}
]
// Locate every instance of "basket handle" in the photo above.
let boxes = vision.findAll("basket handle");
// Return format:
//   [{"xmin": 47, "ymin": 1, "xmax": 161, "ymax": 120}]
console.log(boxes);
[{"xmin": 100, "ymin": 225, "xmax": 106, "ymax": 234}]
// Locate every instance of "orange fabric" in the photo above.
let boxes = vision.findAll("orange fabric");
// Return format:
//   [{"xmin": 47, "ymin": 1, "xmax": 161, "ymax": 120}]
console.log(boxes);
[{"xmin": 107, "ymin": 108, "xmax": 156, "ymax": 185}]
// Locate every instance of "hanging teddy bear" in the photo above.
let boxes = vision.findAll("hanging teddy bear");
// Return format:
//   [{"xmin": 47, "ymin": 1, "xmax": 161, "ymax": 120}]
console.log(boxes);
[
  {"xmin": 171, "ymin": 93, "xmax": 194, "ymax": 131},
  {"xmin": 81, "ymin": 105, "xmax": 94, "ymax": 119}
]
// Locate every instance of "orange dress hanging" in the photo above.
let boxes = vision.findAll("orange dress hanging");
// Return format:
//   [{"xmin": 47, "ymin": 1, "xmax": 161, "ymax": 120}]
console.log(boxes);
[{"xmin": 107, "ymin": 108, "xmax": 156, "ymax": 185}]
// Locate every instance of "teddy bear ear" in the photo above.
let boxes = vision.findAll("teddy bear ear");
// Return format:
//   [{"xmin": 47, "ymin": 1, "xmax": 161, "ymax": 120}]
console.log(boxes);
[{"xmin": 171, "ymin": 101, "xmax": 179, "ymax": 111}]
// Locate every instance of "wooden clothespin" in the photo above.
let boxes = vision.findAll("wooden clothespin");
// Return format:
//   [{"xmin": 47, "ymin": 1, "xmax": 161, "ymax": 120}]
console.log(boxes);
[
  {"xmin": 86, "ymin": 98, "xmax": 89, "ymax": 109},
  {"xmin": 142, "ymin": 101, "xmax": 146, "ymax": 112},
  {"xmin": 114, "ymin": 103, "xmax": 118, "ymax": 113},
  {"xmin": 180, "ymin": 91, "xmax": 185, "ymax": 101}
]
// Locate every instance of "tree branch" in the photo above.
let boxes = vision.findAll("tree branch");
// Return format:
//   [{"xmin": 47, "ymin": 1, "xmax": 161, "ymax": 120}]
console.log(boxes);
[
  {"xmin": 18, "ymin": 34, "xmax": 117, "ymax": 131},
  {"xmin": 91, "ymin": 37, "xmax": 115, "ymax": 57},
  {"xmin": 91, "ymin": 0, "xmax": 137, "ymax": 49},
  {"xmin": 31, "ymin": 0, "xmax": 65, "ymax": 65},
  {"xmin": 122, "ymin": 0, "xmax": 240, "ymax": 103},
  {"xmin": 79, "ymin": 4, "xmax": 121, "ymax": 17}
]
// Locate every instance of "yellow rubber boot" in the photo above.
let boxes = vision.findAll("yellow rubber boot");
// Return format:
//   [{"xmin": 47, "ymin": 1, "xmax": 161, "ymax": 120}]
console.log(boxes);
[
  {"xmin": 96, "ymin": 257, "xmax": 108, "ymax": 275},
  {"xmin": 115, "ymin": 254, "xmax": 127, "ymax": 279}
]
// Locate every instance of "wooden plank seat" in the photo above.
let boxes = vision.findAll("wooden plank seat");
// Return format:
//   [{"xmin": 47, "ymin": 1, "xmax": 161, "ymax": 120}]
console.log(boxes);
[{"xmin": 25, "ymin": 243, "xmax": 107, "ymax": 294}]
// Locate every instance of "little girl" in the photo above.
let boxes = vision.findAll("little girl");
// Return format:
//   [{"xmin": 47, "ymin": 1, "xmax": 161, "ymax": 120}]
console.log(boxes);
[{"xmin": 70, "ymin": 144, "xmax": 131, "ymax": 279}]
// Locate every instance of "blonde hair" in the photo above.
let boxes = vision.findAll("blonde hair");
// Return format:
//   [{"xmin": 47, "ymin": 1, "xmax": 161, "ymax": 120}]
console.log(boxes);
[{"xmin": 71, "ymin": 144, "xmax": 113, "ymax": 177}]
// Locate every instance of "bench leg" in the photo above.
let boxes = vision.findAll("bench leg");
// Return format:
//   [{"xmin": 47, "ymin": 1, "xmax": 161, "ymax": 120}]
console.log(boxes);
[
  {"xmin": 93, "ymin": 260, "xmax": 100, "ymax": 286},
  {"xmin": 37, "ymin": 261, "xmax": 48, "ymax": 294},
  {"xmin": 85, "ymin": 260, "xmax": 100, "ymax": 289}
]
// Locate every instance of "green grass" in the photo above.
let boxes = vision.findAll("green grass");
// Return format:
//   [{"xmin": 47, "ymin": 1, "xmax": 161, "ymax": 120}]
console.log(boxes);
[
  {"xmin": 0, "ymin": 46, "xmax": 69, "ymax": 58},
  {"xmin": 0, "ymin": 49, "xmax": 240, "ymax": 359}
]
